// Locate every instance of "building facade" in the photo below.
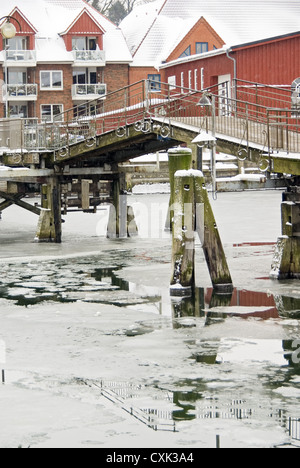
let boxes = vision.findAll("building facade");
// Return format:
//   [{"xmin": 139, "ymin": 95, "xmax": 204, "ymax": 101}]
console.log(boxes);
[
  {"xmin": 0, "ymin": 1, "xmax": 132, "ymax": 121},
  {"xmin": 160, "ymin": 32, "xmax": 300, "ymax": 110},
  {"xmin": 122, "ymin": 0, "xmax": 300, "ymax": 102}
]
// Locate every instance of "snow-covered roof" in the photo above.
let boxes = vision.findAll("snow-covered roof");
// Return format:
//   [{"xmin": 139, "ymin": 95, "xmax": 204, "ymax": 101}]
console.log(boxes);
[
  {"xmin": 0, "ymin": 0, "xmax": 132, "ymax": 63},
  {"xmin": 121, "ymin": 0, "xmax": 300, "ymax": 67}
]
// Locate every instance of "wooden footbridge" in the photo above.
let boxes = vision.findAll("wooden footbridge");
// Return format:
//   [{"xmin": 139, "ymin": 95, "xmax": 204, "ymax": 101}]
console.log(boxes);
[{"xmin": 0, "ymin": 78, "xmax": 299, "ymax": 278}]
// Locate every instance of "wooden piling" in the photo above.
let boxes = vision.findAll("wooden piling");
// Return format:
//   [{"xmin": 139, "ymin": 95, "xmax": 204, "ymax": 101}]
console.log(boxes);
[
  {"xmin": 193, "ymin": 172, "xmax": 233, "ymax": 292},
  {"xmin": 81, "ymin": 179, "xmax": 90, "ymax": 211},
  {"xmin": 107, "ymin": 173, "xmax": 131, "ymax": 239},
  {"xmin": 35, "ymin": 178, "xmax": 62, "ymax": 243},
  {"xmin": 170, "ymin": 168, "xmax": 233, "ymax": 294},
  {"xmin": 166, "ymin": 148, "xmax": 193, "ymax": 231},
  {"xmin": 170, "ymin": 171, "xmax": 195, "ymax": 295},
  {"xmin": 271, "ymin": 188, "xmax": 300, "ymax": 279}
]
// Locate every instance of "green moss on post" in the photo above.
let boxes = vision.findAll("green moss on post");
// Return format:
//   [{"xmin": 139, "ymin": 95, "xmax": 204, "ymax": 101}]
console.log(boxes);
[
  {"xmin": 271, "ymin": 188, "xmax": 300, "ymax": 279},
  {"xmin": 170, "ymin": 168, "xmax": 233, "ymax": 294},
  {"xmin": 170, "ymin": 172, "xmax": 195, "ymax": 295},
  {"xmin": 193, "ymin": 172, "xmax": 233, "ymax": 292},
  {"xmin": 167, "ymin": 148, "xmax": 193, "ymax": 231}
]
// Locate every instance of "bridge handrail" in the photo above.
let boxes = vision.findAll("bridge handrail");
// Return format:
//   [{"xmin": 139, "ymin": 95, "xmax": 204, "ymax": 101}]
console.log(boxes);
[{"xmin": 17, "ymin": 78, "xmax": 300, "ymax": 155}]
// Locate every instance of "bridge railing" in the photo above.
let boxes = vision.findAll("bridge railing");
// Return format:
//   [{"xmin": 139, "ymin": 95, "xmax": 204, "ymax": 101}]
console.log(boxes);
[
  {"xmin": 146, "ymin": 80, "xmax": 300, "ymax": 155},
  {"xmin": 21, "ymin": 79, "xmax": 300, "ymax": 156}
]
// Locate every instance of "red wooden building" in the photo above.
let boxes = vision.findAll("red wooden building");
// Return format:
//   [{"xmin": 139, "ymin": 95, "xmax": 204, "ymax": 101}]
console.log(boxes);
[{"xmin": 160, "ymin": 31, "xmax": 300, "ymax": 109}]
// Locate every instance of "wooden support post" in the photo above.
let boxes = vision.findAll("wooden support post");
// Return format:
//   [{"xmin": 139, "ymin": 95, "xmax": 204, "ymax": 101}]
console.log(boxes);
[
  {"xmin": 166, "ymin": 148, "xmax": 193, "ymax": 231},
  {"xmin": 81, "ymin": 179, "xmax": 90, "ymax": 211},
  {"xmin": 170, "ymin": 168, "xmax": 233, "ymax": 295},
  {"xmin": 170, "ymin": 172, "xmax": 195, "ymax": 295},
  {"xmin": 270, "ymin": 187, "xmax": 300, "ymax": 279},
  {"xmin": 107, "ymin": 173, "xmax": 129, "ymax": 239},
  {"xmin": 194, "ymin": 172, "xmax": 233, "ymax": 293},
  {"xmin": 127, "ymin": 205, "xmax": 138, "ymax": 237},
  {"xmin": 36, "ymin": 178, "xmax": 62, "ymax": 243}
]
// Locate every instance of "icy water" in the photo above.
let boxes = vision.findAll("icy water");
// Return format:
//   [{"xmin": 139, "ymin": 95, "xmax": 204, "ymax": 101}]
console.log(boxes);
[{"xmin": 0, "ymin": 191, "xmax": 300, "ymax": 448}]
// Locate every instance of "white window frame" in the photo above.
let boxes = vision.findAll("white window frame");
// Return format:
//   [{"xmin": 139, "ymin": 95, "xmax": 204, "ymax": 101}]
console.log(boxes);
[
  {"xmin": 41, "ymin": 104, "xmax": 64, "ymax": 122},
  {"xmin": 201, "ymin": 67, "xmax": 204, "ymax": 90},
  {"xmin": 188, "ymin": 70, "xmax": 192, "ymax": 90},
  {"xmin": 40, "ymin": 70, "xmax": 63, "ymax": 91},
  {"xmin": 168, "ymin": 75, "xmax": 176, "ymax": 91},
  {"xmin": 181, "ymin": 72, "xmax": 185, "ymax": 93},
  {"xmin": 194, "ymin": 69, "xmax": 198, "ymax": 91}
]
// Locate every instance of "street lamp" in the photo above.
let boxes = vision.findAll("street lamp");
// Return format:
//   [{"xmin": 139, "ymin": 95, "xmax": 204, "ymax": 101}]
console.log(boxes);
[
  {"xmin": 0, "ymin": 17, "xmax": 22, "ymax": 118},
  {"xmin": 0, "ymin": 16, "xmax": 21, "ymax": 39},
  {"xmin": 194, "ymin": 92, "xmax": 217, "ymax": 199}
]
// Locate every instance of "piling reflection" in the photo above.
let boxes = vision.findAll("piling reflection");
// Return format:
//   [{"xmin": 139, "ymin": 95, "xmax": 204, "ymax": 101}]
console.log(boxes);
[{"xmin": 171, "ymin": 286, "xmax": 300, "ymax": 326}]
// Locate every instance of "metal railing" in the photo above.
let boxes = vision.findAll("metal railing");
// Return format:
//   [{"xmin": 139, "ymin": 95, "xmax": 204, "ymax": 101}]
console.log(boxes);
[
  {"xmin": 5, "ymin": 49, "xmax": 36, "ymax": 63},
  {"xmin": 289, "ymin": 418, "xmax": 300, "ymax": 442},
  {"xmin": 3, "ymin": 84, "xmax": 38, "ymax": 100},
  {"xmin": 72, "ymin": 49, "xmax": 105, "ymax": 63},
  {"xmin": 15, "ymin": 79, "xmax": 300, "ymax": 156},
  {"xmin": 72, "ymin": 83, "xmax": 107, "ymax": 99}
]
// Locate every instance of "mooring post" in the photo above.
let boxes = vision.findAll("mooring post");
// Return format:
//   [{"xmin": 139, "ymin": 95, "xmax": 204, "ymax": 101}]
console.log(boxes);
[
  {"xmin": 166, "ymin": 148, "xmax": 193, "ymax": 231},
  {"xmin": 270, "ymin": 187, "xmax": 300, "ymax": 279},
  {"xmin": 170, "ymin": 171, "xmax": 195, "ymax": 295},
  {"xmin": 193, "ymin": 172, "xmax": 233, "ymax": 293},
  {"xmin": 107, "ymin": 173, "xmax": 133, "ymax": 239},
  {"xmin": 170, "ymin": 167, "xmax": 233, "ymax": 294},
  {"xmin": 35, "ymin": 177, "xmax": 62, "ymax": 243}
]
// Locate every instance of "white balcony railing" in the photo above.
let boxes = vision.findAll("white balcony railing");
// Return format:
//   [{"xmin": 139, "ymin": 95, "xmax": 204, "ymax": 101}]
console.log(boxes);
[
  {"xmin": 5, "ymin": 50, "xmax": 37, "ymax": 64},
  {"xmin": 72, "ymin": 49, "xmax": 105, "ymax": 63},
  {"xmin": 3, "ymin": 84, "xmax": 38, "ymax": 101},
  {"xmin": 72, "ymin": 83, "xmax": 107, "ymax": 99}
]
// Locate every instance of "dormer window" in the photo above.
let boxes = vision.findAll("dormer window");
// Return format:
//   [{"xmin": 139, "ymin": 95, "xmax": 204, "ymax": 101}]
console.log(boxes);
[
  {"xmin": 5, "ymin": 36, "xmax": 29, "ymax": 51},
  {"xmin": 72, "ymin": 37, "xmax": 97, "ymax": 51}
]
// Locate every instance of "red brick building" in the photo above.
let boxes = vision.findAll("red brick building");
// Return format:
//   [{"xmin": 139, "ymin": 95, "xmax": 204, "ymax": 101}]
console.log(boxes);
[{"xmin": 0, "ymin": 0, "xmax": 132, "ymax": 120}]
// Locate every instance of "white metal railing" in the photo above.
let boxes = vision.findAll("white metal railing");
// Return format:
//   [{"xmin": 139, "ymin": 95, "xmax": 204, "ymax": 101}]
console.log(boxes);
[
  {"xmin": 2, "ymin": 84, "xmax": 38, "ymax": 100},
  {"xmin": 5, "ymin": 50, "xmax": 37, "ymax": 63},
  {"xmin": 72, "ymin": 49, "xmax": 105, "ymax": 63},
  {"xmin": 72, "ymin": 83, "xmax": 107, "ymax": 99},
  {"xmin": 0, "ymin": 79, "xmax": 298, "ymax": 157}
]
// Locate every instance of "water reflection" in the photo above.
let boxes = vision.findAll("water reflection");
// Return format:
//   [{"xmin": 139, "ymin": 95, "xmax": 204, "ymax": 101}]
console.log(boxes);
[
  {"xmin": 1, "ymin": 257, "xmax": 300, "ymax": 444},
  {"xmin": 171, "ymin": 287, "xmax": 281, "ymax": 326},
  {"xmin": 171, "ymin": 389, "xmax": 287, "ymax": 424}
]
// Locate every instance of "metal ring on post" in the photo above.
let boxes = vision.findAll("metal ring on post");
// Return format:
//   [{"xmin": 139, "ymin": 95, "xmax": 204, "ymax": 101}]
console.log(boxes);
[
  {"xmin": 85, "ymin": 136, "xmax": 96, "ymax": 148},
  {"xmin": 258, "ymin": 158, "xmax": 270, "ymax": 173},
  {"xmin": 134, "ymin": 121, "xmax": 143, "ymax": 132},
  {"xmin": 12, "ymin": 154, "xmax": 22, "ymax": 165},
  {"xmin": 116, "ymin": 126, "xmax": 127, "ymax": 138},
  {"xmin": 58, "ymin": 146, "xmax": 69, "ymax": 159},
  {"xmin": 160, "ymin": 125, "xmax": 171, "ymax": 139},
  {"xmin": 141, "ymin": 120, "xmax": 151, "ymax": 133},
  {"xmin": 237, "ymin": 148, "xmax": 248, "ymax": 161}
]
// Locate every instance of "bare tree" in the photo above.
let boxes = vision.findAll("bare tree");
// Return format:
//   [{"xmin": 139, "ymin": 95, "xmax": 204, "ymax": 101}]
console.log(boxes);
[{"xmin": 88, "ymin": 0, "xmax": 156, "ymax": 17}]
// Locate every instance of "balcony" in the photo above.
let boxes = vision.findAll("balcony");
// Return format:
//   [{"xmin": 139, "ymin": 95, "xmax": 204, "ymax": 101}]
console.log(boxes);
[
  {"xmin": 4, "ymin": 50, "xmax": 37, "ymax": 67},
  {"xmin": 72, "ymin": 83, "xmax": 107, "ymax": 100},
  {"xmin": 3, "ymin": 84, "xmax": 38, "ymax": 101},
  {"xmin": 72, "ymin": 49, "xmax": 105, "ymax": 66}
]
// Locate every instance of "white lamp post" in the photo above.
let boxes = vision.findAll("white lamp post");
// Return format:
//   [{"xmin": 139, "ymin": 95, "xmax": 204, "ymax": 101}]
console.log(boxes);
[
  {"xmin": 0, "ymin": 17, "xmax": 22, "ymax": 118},
  {"xmin": 1, "ymin": 21, "xmax": 17, "ymax": 39},
  {"xmin": 0, "ymin": 16, "xmax": 21, "ymax": 39},
  {"xmin": 194, "ymin": 92, "xmax": 217, "ymax": 199}
]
